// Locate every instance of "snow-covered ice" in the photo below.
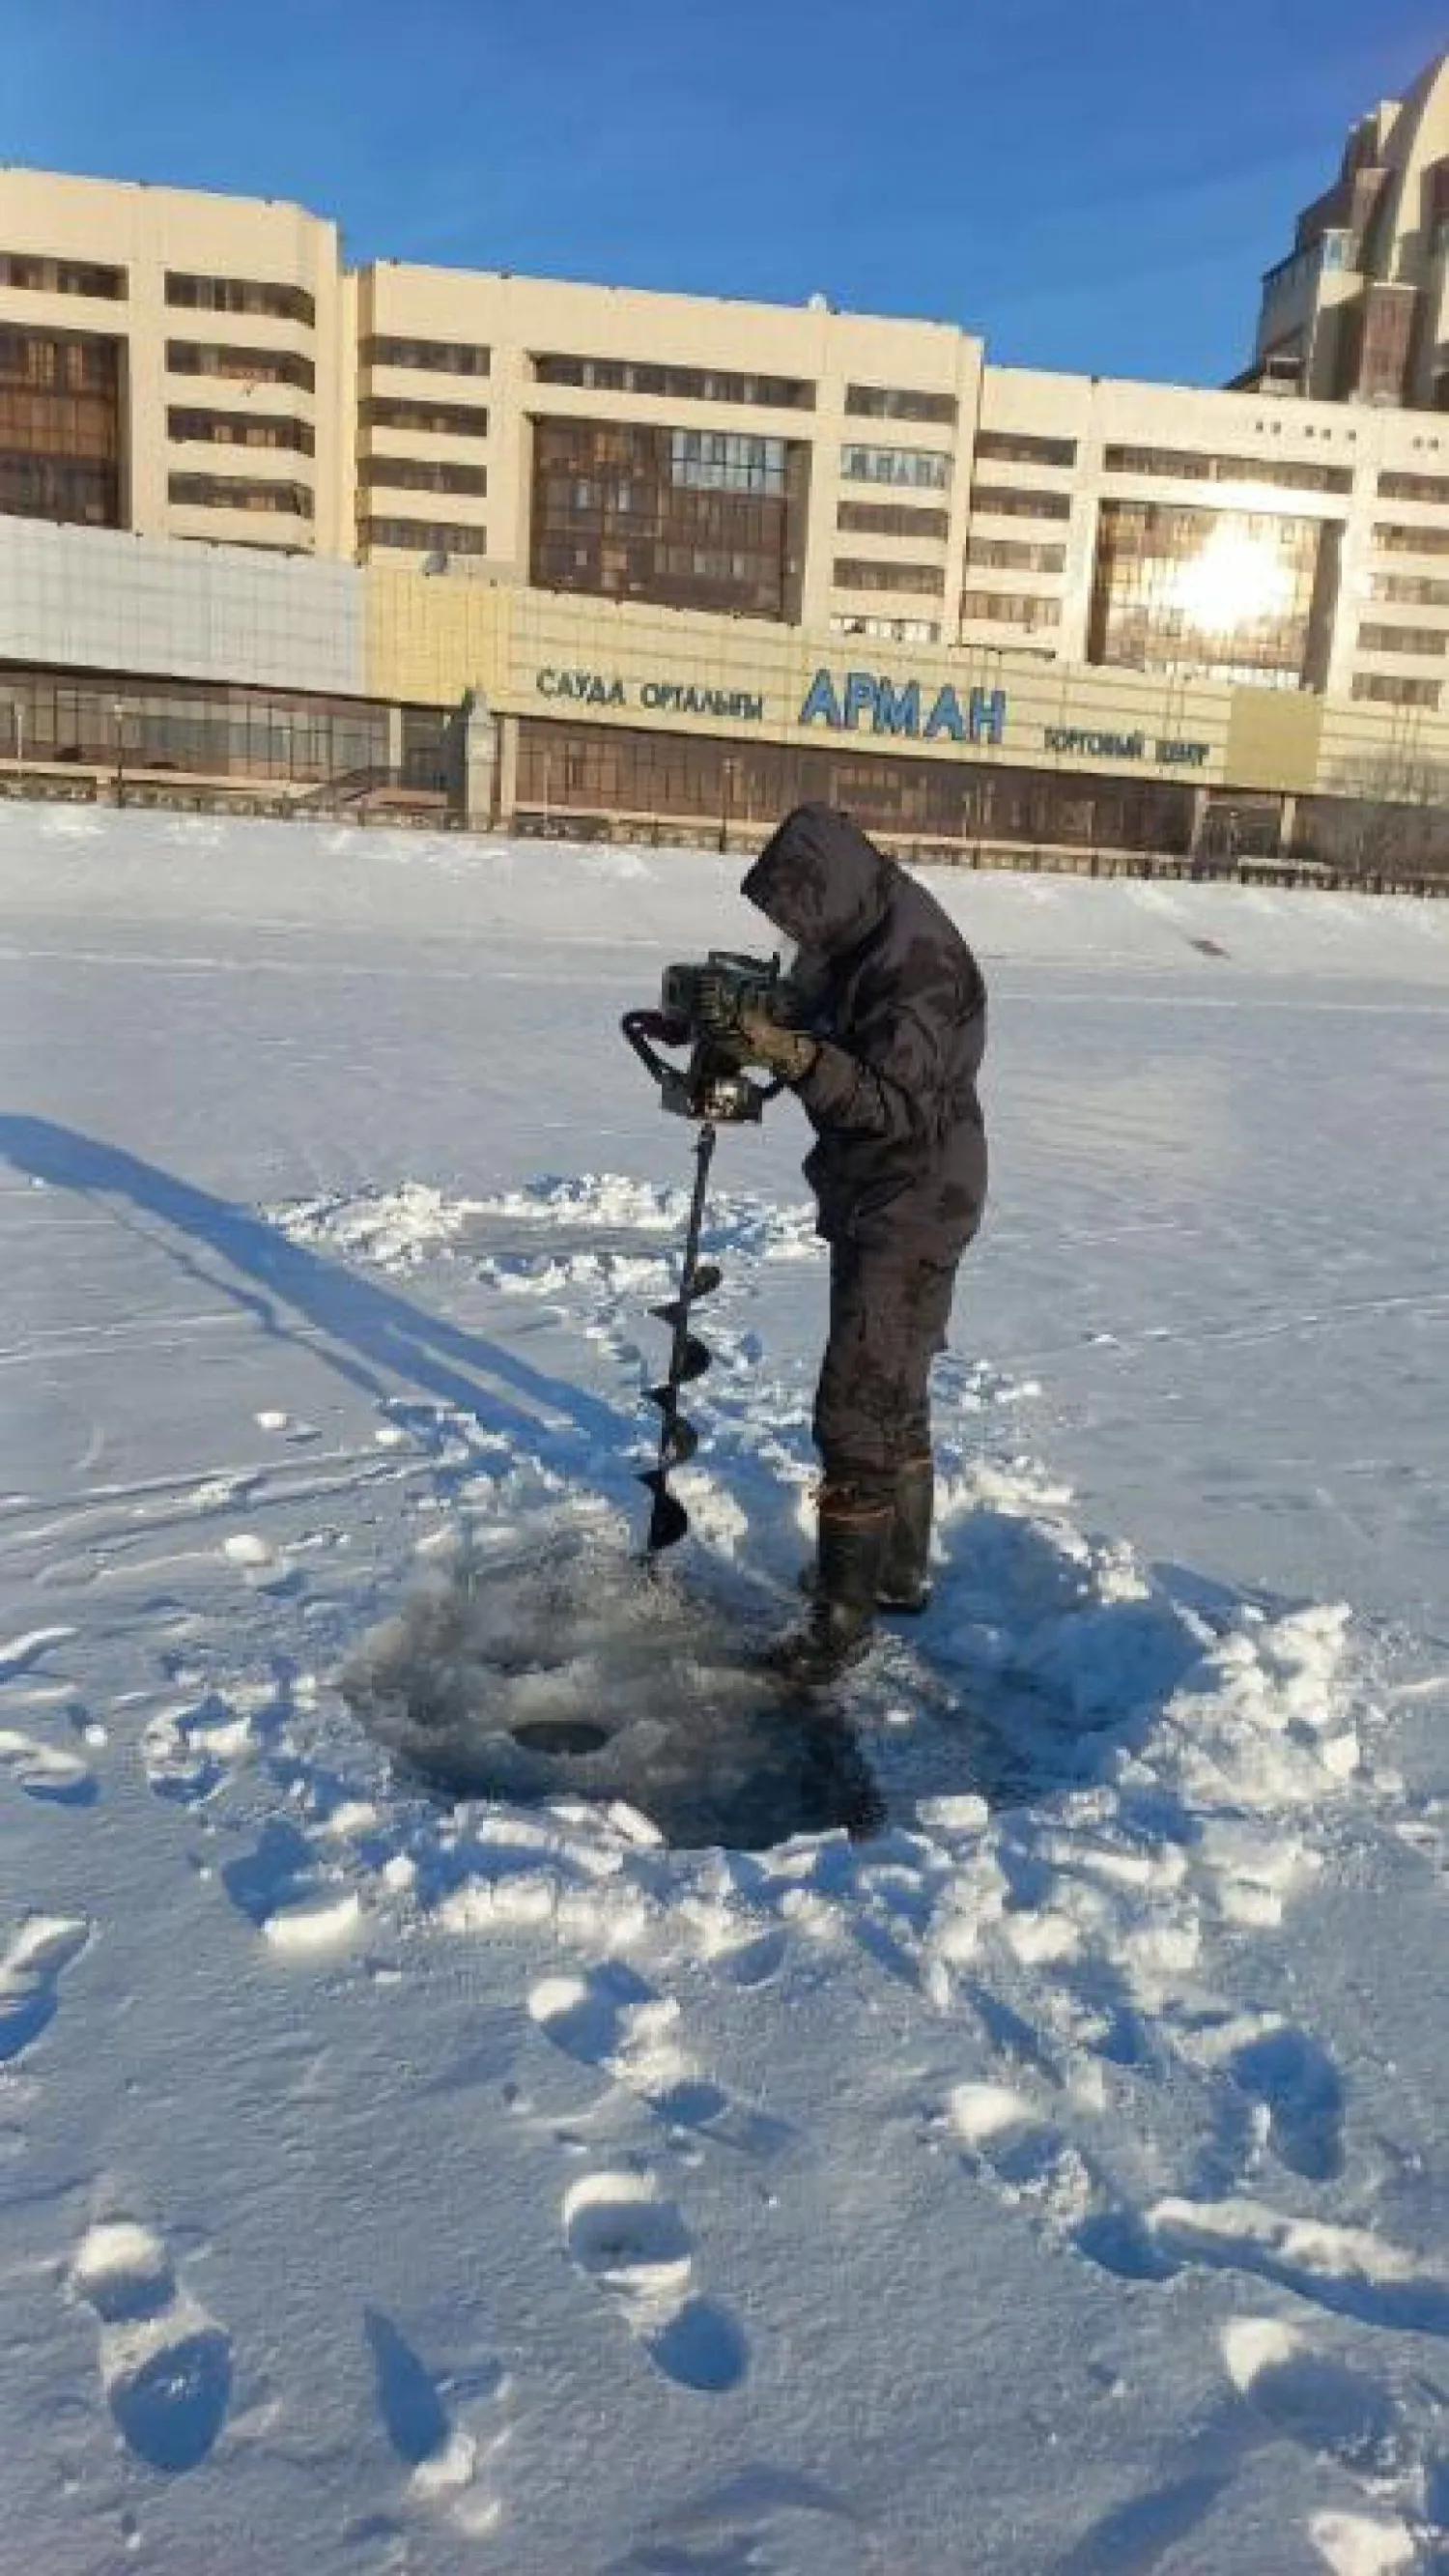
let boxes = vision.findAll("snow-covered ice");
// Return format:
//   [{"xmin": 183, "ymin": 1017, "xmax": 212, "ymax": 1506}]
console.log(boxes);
[{"xmin": 4, "ymin": 803, "xmax": 1449, "ymax": 2571}]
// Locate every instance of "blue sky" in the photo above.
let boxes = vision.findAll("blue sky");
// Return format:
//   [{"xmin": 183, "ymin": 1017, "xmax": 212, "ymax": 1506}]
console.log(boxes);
[{"xmin": 4, "ymin": 1, "xmax": 1443, "ymax": 385}]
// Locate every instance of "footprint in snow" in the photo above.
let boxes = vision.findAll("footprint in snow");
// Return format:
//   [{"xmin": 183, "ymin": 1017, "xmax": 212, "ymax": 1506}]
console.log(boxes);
[
  {"xmin": 563, "ymin": 2171, "xmax": 748, "ymax": 2394},
  {"xmin": 364, "ymin": 2308, "xmax": 507, "ymax": 2530},
  {"xmin": 947, "ymin": 2082, "xmax": 1169, "ymax": 2284},
  {"xmin": 0, "ymin": 1625, "xmax": 77, "ymax": 1682},
  {"xmin": 1223, "ymin": 2317, "xmax": 1448, "ymax": 2560},
  {"xmin": 1225, "ymin": 2022, "xmax": 1346, "ymax": 2184},
  {"xmin": 529, "ymin": 1966, "xmax": 791, "ymax": 2157},
  {"xmin": 0, "ymin": 1913, "xmax": 90, "ymax": 2065},
  {"xmin": 70, "ymin": 2219, "xmax": 232, "ymax": 2474},
  {"xmin": 0, "ymin": 1728, "xmax": 97, "ymax": 1806},
  {"xmin": 1145, "ymin": 2197, "xmax": 1449, "ymax": 2338}
]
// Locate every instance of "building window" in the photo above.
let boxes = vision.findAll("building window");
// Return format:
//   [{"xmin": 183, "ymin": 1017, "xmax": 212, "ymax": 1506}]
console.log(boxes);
[
  {"xmin": 515, "ymin": 718, "xmax": 1197, "ymax": 856},
  {"xmin": 361, "ymin": 336, "xmax": 491, "ymax": 378},
  {"xmin": 666, "ymin": 428, "xmax": 788, "ymax": 495},
  {"xmin": 1350, "ymin": 673, "xmax": 1442, "ymax": 707},
  {"xmin": 1368, "ymin": 571, "xmax": 1449, "ymax": 608},
  {"xmin": 1357, "ymin": 622, "xmax": 1449, "ymax": 657},
  {"xmin": 169, "ymin": 473, "xmax": 314, "ymax": 517},
  {"xmin": 0, "ymin": 253, "xmax": 126, "ymax": 299},
  {"xmin": 966, "ymin": 535, "xmax": 1066, "ymax": 573},
  {"xmin": 975, "ymin": 430, "xmax": 1076, "ymax": 468},
  {"xmin": 971, "ymin": 483, "xmax": 1072, "ymax": 521},
  {"xmin": 840, "ymin": 444, "xmax": 951, "ymax": 490},
  {"xmin": 359, "ymin": 516, "xmax": 488, "ymax": 555},
  {"xmin": 166, "ymin": 272, "xmax": 315, "ymax": 326},
  {"xmin": 0, "ymin": 664, "xmax": 395, "ymax": 782},
  {"xmin": 837, "ymin": 501, "xmax": 949, "ymax": 540},
  {"xmin": 960, "ymin": 588, "xmax": 1060, "ymax": 628},
  {"xmin": 833, "ymin": 558, "xmax": 945, "ymax": 595},
  {"xmin": 1374, "ymin": 521, "xmax": 1449, "ymax": 558},
  {"xmin": 1103, "ymin": 444, "xmax": 1353, "ymax": 496},
  {"xmin": 844, "ymin": 385, "xmax": 957, "ymax": 424},
  {"xmin": 1378, "ymin": 469, "xmax": 1449, "ymax": 503},
  {"xmin": 166, "ymin": 341, "xmax": 316, "ymax": 391},
  {"xmin": 0, "ymin": 326, "xmax": 122, "ymax": 527},
  {"xmin": 829, "ymin": 615, "xmax": 940, "ymax": 643},
  {"xmin": 1089, "ymin": 499, "xmax": 1332, "ymax": 687},
  {"xmin": 360, "ymin": 396, "xmax": 490, "ymax": 439},
  {"xmin": 534, "ymin": 355, "xmax": 813, "ymax": 409},
  {"xmin": 530, "ymin": 416, "xmax": 804, "ymax": 617},
  {"xmin": 358, "ymin": 456, "xmax": 487, "ymax": 496},
  {"xmin": 167, "ymin": 407, "xmax": 315, "ymax": 454}
]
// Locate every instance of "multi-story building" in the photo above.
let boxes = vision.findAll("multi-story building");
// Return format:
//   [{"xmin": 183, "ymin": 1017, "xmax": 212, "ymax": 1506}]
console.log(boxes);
[
  {"xmin": 1242, "ymin": 51, "xmax": 1449, "ymax": 411},
  {"xmin": 3, "ymin": 131, "xmax": 1449, "ymax": 873}
]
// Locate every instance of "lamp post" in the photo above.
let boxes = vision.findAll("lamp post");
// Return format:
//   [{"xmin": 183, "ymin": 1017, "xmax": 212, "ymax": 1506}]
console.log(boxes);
[
  {"xmin": 719, "ymin": 755, "xmax": 736, "ymax": 853},
  {"xmin": 112, "ymin": 700, "xmax": 128, "ymax": 809}
]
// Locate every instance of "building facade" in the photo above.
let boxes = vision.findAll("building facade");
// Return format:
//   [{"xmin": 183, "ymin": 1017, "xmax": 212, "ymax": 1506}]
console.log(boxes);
[
  {"xmin": 1243, "ymin": 53, "xmax": 1449, "ymax": 413},
  {"xmin": 3, "ymin": 132, "xmax": 1449, "ymax": 873}
]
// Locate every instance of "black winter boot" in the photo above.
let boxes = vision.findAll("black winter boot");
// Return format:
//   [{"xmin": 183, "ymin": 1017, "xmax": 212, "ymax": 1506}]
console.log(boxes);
[
  {"xmin": 771, "ymin": 1498, "xmax": 891, "ymax": 1689},
  {"xmin": 878, "ymin": 1456, "xmax": 935, "ymax": 1614}
]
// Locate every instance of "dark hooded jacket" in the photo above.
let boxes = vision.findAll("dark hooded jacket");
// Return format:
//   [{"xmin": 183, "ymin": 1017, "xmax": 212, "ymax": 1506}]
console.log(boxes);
[{"xmin": 742, "ymin": 804, "xmax": 987, "ymax": 1257}]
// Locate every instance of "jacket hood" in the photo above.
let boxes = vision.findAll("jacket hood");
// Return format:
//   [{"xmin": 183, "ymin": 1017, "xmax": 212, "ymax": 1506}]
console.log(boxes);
[{"xmin": 741, "ymin": 804, "xmax": 895, "ymax": 957}]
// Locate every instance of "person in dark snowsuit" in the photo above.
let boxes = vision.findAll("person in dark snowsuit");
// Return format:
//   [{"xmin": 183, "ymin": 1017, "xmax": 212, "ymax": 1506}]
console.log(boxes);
[{"xmin": 699, "ymin": 802, "xmax": 988, "ymax": 1682}]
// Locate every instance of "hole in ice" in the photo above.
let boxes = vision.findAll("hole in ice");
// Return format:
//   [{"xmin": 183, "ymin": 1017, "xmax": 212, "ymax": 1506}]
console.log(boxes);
[
  {"xmin": 339, "ymin": 1526, "xmax": 884, "ymax": 1852},
  {"xmin": 510, "ymin": 1718, "xmax": 611, "ymax": 1758}
]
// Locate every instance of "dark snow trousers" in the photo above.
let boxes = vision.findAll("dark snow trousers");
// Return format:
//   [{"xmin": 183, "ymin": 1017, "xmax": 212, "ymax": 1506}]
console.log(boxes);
[{"xmin": 813, "ymin": 1241, "xmax": 960, "ymax": 1511}]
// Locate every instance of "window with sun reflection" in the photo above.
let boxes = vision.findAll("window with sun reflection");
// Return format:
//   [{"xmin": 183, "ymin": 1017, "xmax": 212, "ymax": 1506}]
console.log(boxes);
[{"xmin": 1089, "ymin": 501, "xmax": 1337, "ymax": 687}]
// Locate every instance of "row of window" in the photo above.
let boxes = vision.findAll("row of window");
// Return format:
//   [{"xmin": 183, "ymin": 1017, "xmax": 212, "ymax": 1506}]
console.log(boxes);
[
  {"xmin": 534, "ymin": 355, "xmax": 811, "ymax": 409},
  {"xmin": 961, "ymin": 588, "xmax": 1060, "ymax": 628},
  {"xmin": 168, "ymin": 407, "xmax": 315, "ymax": 455},
  {"xmin": 515, "ymin": 718, "xmax": 1197, "ymax": 855},
  {"xmin": 967, "ymin": 534, "xmax": 1066, "ymax": 573},
  {"xmin": 361, "ymin": 395, "xmax": 490, "ymax": 440},
  {"xmin": 359, "ymin": 516, "xmax": 488, "ymax": 555},
  {"xmin": 669, "ymin": 429, "xmax": 789, "ymax": 496},
  {"xmin": 1375, "ymin": 521, "xmax": 1449, "ymax": 557},
  {"xmin": 0, "ymin": 388, "xmax": 117, "ymax": 461},
  {"xmin": 1, "ymin": 327, "xmax": 118, "ymax": 393},
  {"xmin": 971, "ymin": 482, "xmax": 1072, "ymax": 522},
  {"xmin": 976, "ymin": 430, "xmax": 1077, "ymax": 470},
  {"xmin": 0, "ymin": 252, "xmax": 125, "ymax": 300},
  {"xmin": 1368, "ymin": 571, "xmax": 1449, "ymax": 607},
  {"xmin": 1378, "ymin": 470, "xmax": 1449, "ymax": 503},
  {"xmin": 831, "ymin": 614, "xmax": 940, "ymax": 644},
  {"xmin": 844, "ymin": 385, "xmax": 956, "ymax": 425},
  {"xmin": 837, "ymin": 500, "xmax": 949, "ymax": 540},
  {"xmin": 0, "ymin": 667, "xmax": 398, "ymax": 782},
  {"xmin": 1357, "ymin": 622, "xmax": 1448, "ymax": 658},
  {"xmin": 1104, "ymin": 444, "xmax": 1354, "ymax": 495},
  {"xmin": 833, "ymin": 558, "xmax": 945, "ymax": 595},
  {"xmin": 165, "ymin": 272, "xmax": 315, "ymax": 326},
  {"xmin": 0, "ymin": 452, "xmax": 117, "ymax": 524},
  {"xmin": 362, "ymin": 335, "xmax": 491, "ymax": 379},
  {"xmin": 840, "ymin": 444, "xmax": 951, "ymax": 490},
  {"xmin": 167, "ymin": 340, "xmax": 316, "ymax": 391},
  {"xmin": 1350, "ymin": 673, "xmax": 1441, "ymax": 707},
  {"xmin": 357, "ymin": 456, "xmax": 487, "ymax": 497},
  {"xmin": 168, "ymin": 473, "xmax": 314, "ymax": 517}
]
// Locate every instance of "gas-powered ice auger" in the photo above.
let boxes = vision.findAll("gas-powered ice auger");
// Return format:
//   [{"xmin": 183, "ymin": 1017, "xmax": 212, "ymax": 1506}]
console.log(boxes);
[{"xmin": 621, "ymin": 953, "xmax": 786, "ymax": 1560}]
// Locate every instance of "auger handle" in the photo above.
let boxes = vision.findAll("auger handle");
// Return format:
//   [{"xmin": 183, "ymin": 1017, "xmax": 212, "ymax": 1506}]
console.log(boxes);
[{"xmin": 622, "ymin": 1009, "xmax": 691, "ymax": 1089}]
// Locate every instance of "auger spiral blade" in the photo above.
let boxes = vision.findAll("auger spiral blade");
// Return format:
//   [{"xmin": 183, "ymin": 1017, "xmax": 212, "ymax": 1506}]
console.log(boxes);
[
  {"xmin": 637, "ymin": 1119, "xmax": 720, "ymax": 1565},
  {"xmin": 639, "ymin": 1469, "xmax": 691, "ymax": 1554},
  {"xmin": 645, "ymin": 1389, "xmax": 700, "ymax": 1466}
]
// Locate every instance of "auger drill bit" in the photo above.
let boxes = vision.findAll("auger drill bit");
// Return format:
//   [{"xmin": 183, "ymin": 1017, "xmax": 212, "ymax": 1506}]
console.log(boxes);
[{"xmin": 639, "ymin": 1119, "xmax": 722, "ymax": 1559}]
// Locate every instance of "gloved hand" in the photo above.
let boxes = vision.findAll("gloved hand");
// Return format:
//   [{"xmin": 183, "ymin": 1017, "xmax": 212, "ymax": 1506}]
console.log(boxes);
[{"xmin": 723, "ymin": 1001, "xmax": 819, "ymax": 1083}]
